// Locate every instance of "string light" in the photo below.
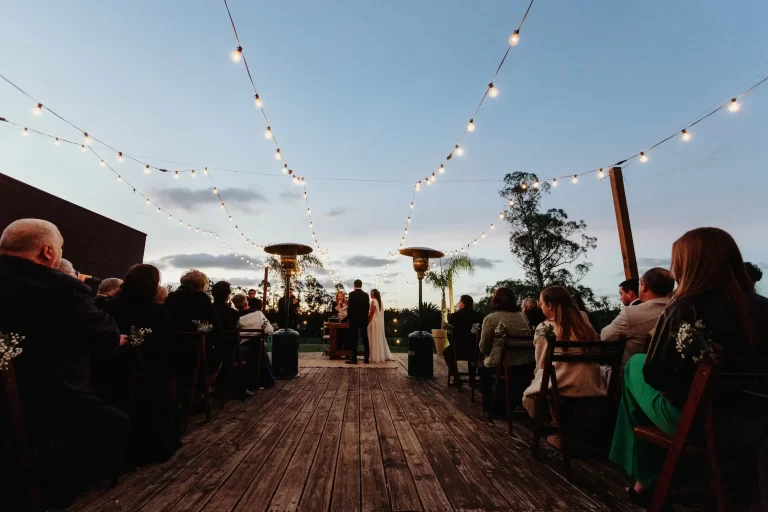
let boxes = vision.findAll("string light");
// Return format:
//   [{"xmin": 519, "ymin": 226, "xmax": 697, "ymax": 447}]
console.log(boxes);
[
  {"xmin": 33, "ymin": 103, "xmax": 43, "ymax": 116},
  {"xmin": 213, "ymin": 187, "xmax": 218, "ymax": 194},
  {"xmin": 407, "ymin": 217, "xmax": 411, "ymax": 223},
  {"xmin": 520, "ymin": 181, "xmax": 527, "ymax": 190},
  {"xmin": 117, "ymin": 152, "xmax": 124, "ymax": 162},
  {"xmin": 144, "ymin": 165, "xmax": 151, "ymax": 174},
  {"xmin": 488, "ymin": 83, "xmax": 499, "ymax": 98},
  {"xmin": 145, "ymin": 198, "xmax": 150, "ymax": 205},
  {"xmin": 54, "ymin": 137, "xmax": 60, "ymax": 146},
  {"xmin": 203, "ymin": 167, "xmax": 209, "ymax": 175},
  {"xmin": 508, "ymin": 199, "xmax": 514, "ymax": 205},
  {"xmin": 307, "ymin": 208, "xmax": 311, "ymax": 215},
  {"xmin": 410, "ymin": 202, "xmax": 414, "ymax": 209},
  {"xmin": 681, "ymin": 129, "xmax": 691, "ymax": 142},
  {"xmin": 174, "ymin": 171, "xmax": 180, "ymax": 179},
  {"xmin": 467, "ymin": 119, "xmax": 475, "ymax": 132},
  {"xmin": 490, "ymin": 224, "xmax": 495, "ymax": 229},
  {"xmin": 116, "ymin": 175, "xmax": 122, "ymax": 182},
  {"xmin": 99, "ymin": 159, "xmax": 106, "ymax": 167},
  {"xmin": 191, "ymin": 169, "xmax": 197, "ymax": 178},
  {"xmin": 275, "ymin": 148, "xmax": 282, "ymax": 160},
  {"xmin": 83, "ymin": 133, "xmax": 90, "ymax": 145},
  {"xmin": 572, "ymin": 174, "xmax": 578, "ymax": 184},
  {"xmin": 281, "ymin": 164, "xmax": 288, "ymax": 174},
  {"xmin": 640, "ymin": 152, "xmax": 648, "ymax": 163},
  {"xmin": 439, "ymin": 164, "xmax": 445, "ymax": 174},
  {"xmin": 81, "ymin": 145, "xmax": 86, "ymax": 152},
  {"xmin": 254, "ymin": 94, "xmax": 263, "ymax": 108},
  {"xmin": 228, "ymin": 215, "xmax": 233, "ymax": 221},
  {"xmin": 21, "ymin": 127, "xmax": 28, "ymax": 136},
  {"xmin": 728, "ymin": 98, "xmax": 740, "ymax": 112},
  {"xmin": 598, "ymin": 168, "xmax": 605, "ymax": 179},
  {"xmin": 552, "ymin": 178, "xmax": 558, "ymax": 187},
  {"xmin": 264, "ymin": 126, "xmax": 272, "ymax": 139},
  {"xmin": 509, "ymin": 30, "xmax": 520, "ymax": 46},
  {"xmin": 533, "ymin": 179, "xmax": 539, "ymax": 188},
  {"xmin": 454, "ymin": 144, "xmax": 464, "ymax": 156},
  {"xmin": 220, "ymin": 203, "xmax": 225, "ymax": 209},
  {"xmin": 231, "ymin": 46, "xmax": 243, "ymax": 62},
  {"xmin": 499, "ymin": 212, "xmax": 504, "ymax": 219},
  {"xmin": 430, "ymin": 173, "xmax": 436, "ymax": 183}
]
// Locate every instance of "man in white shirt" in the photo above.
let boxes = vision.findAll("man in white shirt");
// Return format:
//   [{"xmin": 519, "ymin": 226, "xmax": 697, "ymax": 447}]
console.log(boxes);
[{"xmin": 601, "ymin": 268, "xmax": 676, "ymax": 385}]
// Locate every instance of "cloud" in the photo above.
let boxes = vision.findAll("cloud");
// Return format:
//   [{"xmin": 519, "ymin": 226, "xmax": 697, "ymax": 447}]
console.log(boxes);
[
  {"xmin": 326, "ymin": 207, "xmax": 348, "ymax": 218},
  {"xmin": 153, "ymin": 187, "xmax": 268, "ymax": 213},
  {"xmin": 208, "ymin": 276, "xmax": 264, "ymax": 288},
  {"xmin": 473, "ymin": 257, "xmax": 501, "ymax": 269},
  {"xmin": 345, "ymin": 255, "xmax": 389, "ymax": 267},
  {"xmin": 151, "ymin": 252, "xmax": 263, "ymax": 270},
  {"xmin": 278, "ymin": 190, "xmax": 302, "ymax": 204},
  {"xmin": 637, "ymin": 257, "xmax": 671, "ymax": 268}
]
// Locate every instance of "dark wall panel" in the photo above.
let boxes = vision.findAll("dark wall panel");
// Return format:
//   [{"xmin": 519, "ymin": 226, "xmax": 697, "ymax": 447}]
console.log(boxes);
[{"xmin": 0, "ymin": 173, "xmax": 145, "ymax": 279}]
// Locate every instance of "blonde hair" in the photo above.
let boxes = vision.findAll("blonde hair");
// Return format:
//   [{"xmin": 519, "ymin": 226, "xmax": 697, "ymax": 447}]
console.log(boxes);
[
  {"xmin": 180, "ymin": 269, "xmax": 209, "ymax": 292},
  {"xmin": 232, "ymin": 293, "xmax": 248, "ymax": 311}
]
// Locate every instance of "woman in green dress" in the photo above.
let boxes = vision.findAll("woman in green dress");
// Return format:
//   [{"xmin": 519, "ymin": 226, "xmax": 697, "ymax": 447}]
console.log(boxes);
[{"xmin": 609, "ymin": 227, "xmax": 768, "ymax": 506}]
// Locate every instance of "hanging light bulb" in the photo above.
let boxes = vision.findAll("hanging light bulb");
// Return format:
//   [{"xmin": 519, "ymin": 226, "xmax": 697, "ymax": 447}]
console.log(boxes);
[
  {"xmin": 228, "ymin": 215, "xmax": 233, "ymax": 221},
  {"xmin": 728, "ymin": 98, "xmax": 740, "ymax": 112},
  {"xmin": 481, "ymin": 232, "xmax": 486, "ymax": 238},
  {"xmin": 598, "ymin": 168, "xmax": 605, "ymax": 179},
  {"xmin": 83, "ymin": 133, "xmax": 90, "ymax": 145},
  {"xmin": 144, "ymin": 165, "xmax": 151, "ymax": 174},
  {"xmin": 145, "ymin": 198, "xmax": 150, "ymax": 205},
  {"xmin": 99, "ymin": 159, "xmax": 106, "ymax": 167},
  {"xmin": 213, "ymin": 187, "xmax": 218, "ymax": 194},
  {"xmin": 488, "ymin": 83, "xmax": 498, "ymax": 98},
  {"xmin": 157, "ymin": 207, "xmax": 161, "ymax": 213},
  {"xmin": 117, "ymin": 152, "xmax": 124, "ymax": 162},
  {"xmin": 430, "ymin": 173, "xmax": 436, "ymax": 183},
  {"xmin": 467, "ymin": 119, "xmax": 475, "ymax": 132},
  {"xmin": 54, "ymin": 137, "xmax": 61, "ymax": 146},
  {"xmin": 416, "ymin": 182, "xmax": 421, "ymax": 191},
  {"xmin": 33, "ymin": 103, "xmax": 43, "ymax": 116},
  {"xmin": 81, "ymin": 145, "xmax": 87, "ymax": 152},
  {"xmin": 254, "ymin": 94, "xmax": 263, "ymax": 108},
  {"xmin": 455, "ymin": 144, "xmax": 464, "ymax": 156},
  {"xmin": 681, "ymin": 129, "xmax": 691, "ymax": 141},
  {"xmin": 281, "ymin": 164, "xmax": 288, "ymax": 174},
  {"xmin": 407, "ymin": 217, "xmax": 411, "ymax": 223},
  {"xmin": 474, "ymin": 240, "xmax": 479, "ymax": 245},
  {"xmin": 264, "ymin": 126, "xmax": 272, "ymax": 139},
  {"xmin": 21, "ymin": 127, "xmax": 29, "ymax": 136},
  {"xmin": 640, "ymin": 152, "xmax": 648, "ymax": 163},
  {"xmin": 533, "ymin": 179, "xmax": 540, "ymax": 188},
  {"xmin": 307, "ymin": 208, "xmax": 311, "ymax": 215},
  {"xmin": 116, "ymin": 175, "xmax": 123, "ymax": 182},
  {"xmin": 520, "ymin": 181, "xmax": 527, "ymax": 190},
  {"xmin": 572, "ymin": 175, "xmax": 578, "ymax": 184},
  {"xmin": 508, "ymin": 199, "xmax": 514, "ymax": 206},
  {"xmin": 174, "ymin": 171, "xmax": 180, "ymax": 179},
  {"xmin": 191, "ymin": 170, "xmax": 197, "ymax": 178},
  {"xmin": 509, "ymin": 30, "xmax": 520, "ymax": 46},
  {"xmin": 204, "ymin": 167, "xmax": 209, "ymax": 175},
  {"xmin": 275, "ymin": 148, "xmax": 282, "ymax": 160},
  {"xmin": 490, "ymin": 224, "xmax": 495, "ymax": 230},
  {"xmin": 220, "ymin": 203, "xmax": 225, "ymax": 209},
  {"xmin": 552, "ymin": 178, "xmax": 558, "ymax": 187},
  {"xmin": 168, "ymin": 214, "xmax": 173, "ymax": 220},
  {"xmin": 426, "ymin": 177, "xmax": 432, "ymax": 186},
  {"xmin": 499, "ymin": 212, "xmax": 504, "ymax": 219},
  {"xmin": 303, "ymin": 192, "xmax": 307, "ymax": 198},
  {"xmin": 231, "ymin": 46, "xmax": 243, "ymax": 62},
  {"xmin": 309, "ymin": 222, "xmax": 313, "ymax": 228},
  {"xmin": 410, "ymin": 202, "xmax": 414, "ymax": 209}
]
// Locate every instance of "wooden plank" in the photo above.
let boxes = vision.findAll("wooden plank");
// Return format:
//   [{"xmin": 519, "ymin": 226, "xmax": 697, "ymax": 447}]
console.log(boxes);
[
  {"xmin": 297, "ymin": 371, "xmax": 350, "ymax": 511},
  {"xmin": 394, "ymin": 420, "xmax": 453, "ymax": 511},
  {"xmin": 331, "ymin": 368, "xmax": 361, "ymax": 511},
  {"xmin": 609, "ymin": 166, "xmax": 639, "ymax": 279},
  {"xmin": 235, "ymin": 369, "xmax": 336, "ymax": 511},
  {"xmin": 359, "ymin": 369, "xmax": 389, "ymax": 512},
  {"xmin": 371, "ymin": 372, "xmax": 422, "ymax": 512},
  {"xmin": 268, "ymin": 368, "xmax": 343, "ymax": 512}
]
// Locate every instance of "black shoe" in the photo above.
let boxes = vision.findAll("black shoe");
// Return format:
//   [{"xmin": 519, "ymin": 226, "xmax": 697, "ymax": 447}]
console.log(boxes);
[{"xmin": 345, "ymin": 359, "xmax": 358, "ymax": 365}]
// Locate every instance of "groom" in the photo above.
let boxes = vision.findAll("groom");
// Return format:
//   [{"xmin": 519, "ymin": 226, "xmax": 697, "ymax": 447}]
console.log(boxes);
[{"xmin": 346, "ymin": 279, "xmax": 370, "ymax": 364}]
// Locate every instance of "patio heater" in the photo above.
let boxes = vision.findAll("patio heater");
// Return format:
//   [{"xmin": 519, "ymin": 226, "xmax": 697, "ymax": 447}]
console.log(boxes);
[
  {"xmin": 399, "ymin": 247, "xmax": 444, "ymax": 379},
  {"xmin": 264, "ymin": 243, "xmax": 313, "ymax": 379}
]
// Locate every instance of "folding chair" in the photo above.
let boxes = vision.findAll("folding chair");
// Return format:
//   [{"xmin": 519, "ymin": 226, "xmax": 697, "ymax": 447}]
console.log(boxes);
[
  {"xmin": 487, "ymin": 334, "xmax": 535, "ymax": 434},
  {"xmin": 174, "ymin": 332, "xmax": 211, "ymax": 431},
  {"xmin": 633, "ymin": 356, "xmax": 768, "ymax": 512},
  {"xmin": 531, "ymin": 335, "xmax": 626, "ymax": 480},
  {"xmin": 238, "ymin": 328, "xmax": 265, "ymax": 392}
]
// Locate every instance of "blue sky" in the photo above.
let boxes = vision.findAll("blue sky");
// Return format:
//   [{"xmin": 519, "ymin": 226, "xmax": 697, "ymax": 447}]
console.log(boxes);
[{"xmin": 2, "ymin": 0, "xmax": 767, "ymax": 307}]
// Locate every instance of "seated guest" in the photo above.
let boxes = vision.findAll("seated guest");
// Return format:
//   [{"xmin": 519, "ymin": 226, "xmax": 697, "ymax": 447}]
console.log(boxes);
[
  {"xmin": 522, "ymin": 297, "xmax": 546, "ymax": 333},
  {"xmin": 0, "ymin": 219, "xmax": 129, "ymax": 508},
  {"xmin": 95, "ymin": 277, "xmax": 123, "ymax": 310},
  {"xmin": 619, "ymin": 278, "xmax": 640, "ymax": 306},
  {"xmin": 522, "ymin": 285, "xmax": 604, "ymax": 421},
  {"xmin": 211, "ymin": 281, "xmax": 242, "ymax": 394},
  {"xmin": 478, "ymin": 287, "xmax": 532, "ymax": 413},
  {"xmin": 601, "ymin": 268, "xmax": 675, "ymax": 385},
  {"xmin": 104, "ymin": 264, "xmax": 181, "ymax": 464},
  {"xmin": 84, "ymin": 276, "xmax": 101, "ymax": 297},
  {"xmin": 444, "ymin": 295, "xmax": 484, "ymax": 387},
  {"xmin": 58, "ymin": 257, "xmax": 77, "ymax": 277},
  {"xmin": 232, "ymin": 294, "xmax": 275, "ymax": 389},
  {"xmin": 155, "ymin": 285, "xmax": 169, "ymax": 304},
  {"xmin": 247, "ymin": 288, "xmax": 262, "ymax": 311},
  {"xmin": 610, "ymin": 228, "xmax": 768, "ymax": 507}
]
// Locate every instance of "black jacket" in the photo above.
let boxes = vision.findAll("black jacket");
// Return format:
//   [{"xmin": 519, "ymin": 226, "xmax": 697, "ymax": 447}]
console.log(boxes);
[
  {"xmin": 644, "ymin": 289, "xmax": 768, "ymax": 408},
  {"xmin": 448, "ymin": 307, "xmax": 485, "ymax": 360},
  {"xmin": 214, "ymin": 301, "xmax": 241, "ymax": 331},
  {"xmin": 347, "ymin": 289, "xmax": 370, "ymax": 326},
  {"xmin": 0, "ymin": 255, "xmax": 120, "ymax": 403},
  {"xmin": 164, "ymin": 284, "xmax": 221, "ymax": 371}
]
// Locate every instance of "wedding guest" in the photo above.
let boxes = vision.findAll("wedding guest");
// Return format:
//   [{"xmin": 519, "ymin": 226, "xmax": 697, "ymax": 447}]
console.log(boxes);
[
  {"xmin": 619, "ymin": 278, "xmax": 640, "ymax": 306},
  {"xmin": 610, "ymin": 228, "xmax": 768, "ymax": 507},
  {"xmin": 104, "ymin": 264, "xmax": 181, "ymax": 464},
  {"xmin": 745, "ymin": 261, "xmax": 762, "ymax": 290},
  {"xmin": 233, "ymin": 293, "xmax": 275, "ymax": 389},
  {"xmin": 522, "ymin": 285, "xmax": 604, "ymax": 445},
  {"xmin": 0, "ymin": 219, "xmax": 129, "ymax": 508},
  {"xmin": 95, "ymin": 277, "xmax": 123, "ymax": 310},
  {"xmin": 277, "ymin": 287, "xmax": 300, "ymax": 329},
  {"xmin": 601, "ymin": 268, "xmax": 675, "ymax": 385},
  {"xmin": 84, "ymin": 276, "xmax": 101, "ymax": 297},
  {"xmin": 212, "ymin": 281, "xmax": 247, "ymax": 397},
  {"xmin": 334, "ymin": 290, "xmax": 348, "ymax": 321},
  {"xmin": 522, "ymin": 297, "xmax": 546, "ymax": 333},
  {"xmin": 478, "ymin": 287, "xmax": 532, "ymax": 413},
  {"xmin": 58, "ymin": 257, "xmax": 77, "ymax": 277},
  {"xmin": 155, "ymin": 285, "xmax": 169, "ymax": 304},
  {"xmin": 444, "ymin": 295, "xmax": 484, "ymax": 387},
  {"xmin": 247, "ymin": 288, "xmax": 261, "ymax": 311},
  {"xmin": 568, "ymin": 287, "xmax": 602, "ymax": 332}
]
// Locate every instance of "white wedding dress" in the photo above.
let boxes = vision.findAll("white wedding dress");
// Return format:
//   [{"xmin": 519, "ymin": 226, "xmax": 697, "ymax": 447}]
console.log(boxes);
[{"xmin": 367, "ymin": 299, "xmax": 394, "ymax": 363}]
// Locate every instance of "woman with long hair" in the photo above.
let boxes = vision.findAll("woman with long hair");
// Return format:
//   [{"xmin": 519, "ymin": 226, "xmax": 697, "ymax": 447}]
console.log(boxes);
[
  {"xmin": 334, "ymin": 290, "xmax": 348, "ymax": 321},
  {"xmin": 610, "ymin": 227, "xmax": 768, "ymax": 507},
  {"xmin": 367, "ymin": 289, "xmax": 394, "ymax": 363},
  {"xmin": 522, "ymin": 285, "xmax": 604, "ymax": 419},
  {"xmin": 105, "ymin": 264, "xmax": 181, "ymax": 464}
]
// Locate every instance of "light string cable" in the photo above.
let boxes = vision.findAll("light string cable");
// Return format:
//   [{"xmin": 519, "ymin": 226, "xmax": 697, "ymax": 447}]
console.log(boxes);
[
  {"xmin": 0, "ymin": 73, "xmax": 262, "ymax": 250},
  {"xmin": 222, "ymin": 0, "xmax": 340, "ymax": 284},
  {"xmin": 443, "ymin": 72, "xmax": 768, "ymax": 254},
  {"xmin": 378, "ymin": 0, "xmax": 535, "ymax": 284}
]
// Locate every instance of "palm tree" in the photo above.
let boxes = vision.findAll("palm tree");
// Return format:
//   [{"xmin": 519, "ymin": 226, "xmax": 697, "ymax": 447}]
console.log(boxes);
[
  {"xmin": 263, "ymin": 254, "xmax": 324, "ymax": 299},
  {"xmin": 424, "ymin": 255, "xmax": 476, "ymax": 329}
]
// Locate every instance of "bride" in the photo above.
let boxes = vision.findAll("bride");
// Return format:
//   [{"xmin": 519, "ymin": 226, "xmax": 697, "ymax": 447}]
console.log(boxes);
[{"xmin": 367, "ymin": 289, "xmax": 394, "ymax": 363}]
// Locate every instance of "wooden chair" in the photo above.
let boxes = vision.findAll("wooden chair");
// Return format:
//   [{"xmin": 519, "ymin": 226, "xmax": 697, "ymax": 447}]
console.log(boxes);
[
  {"xmin": 321, "ymin": 322, "xmax": 330, "ymax": 352},
  {"xmin": 470, "ymin": 339, "xmax": 483, "ymax": 403},
  {"xmin": 216, "ymin": 330, "xmax": 241, "ymax": 405},
  {"xmin": 531, "ymin": 335, "xmax": 627, "ymax": 480},
  {"xmin": 173, "ymin": 332, "xmax": 211, "ymax": 431},
  {"xmin": 116, "ymin": 344, "xmax": 144, "ymax": 418},
  {"xmin": 633, "ymin": 356, "xmax": 768, "ymax": 512},
  {"xmin": 0, "ymin": 364, "xmax": 45, "ymax": 511},
  {"xmin": 238, "ymin": 329, "xmax": 265, "ymax": 392},
  {"xmin": 447, "ymin": 330, "xmax": 481, "ymax": 391},
  {"xmin": 487, "ymin": 334, "xmax": 535, "ymax": 433}
]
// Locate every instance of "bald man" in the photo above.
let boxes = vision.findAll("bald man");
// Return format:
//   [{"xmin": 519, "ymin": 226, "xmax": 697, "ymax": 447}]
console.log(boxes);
[{"xmin": 0, "ymin": 219, "xmax": 129, "ymax": 507}]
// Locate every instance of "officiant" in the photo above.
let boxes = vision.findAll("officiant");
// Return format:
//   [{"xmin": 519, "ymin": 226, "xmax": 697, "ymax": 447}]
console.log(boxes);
[{"xmin": 333, "ymin": 290, "xmax": 349, "ymax": 348}]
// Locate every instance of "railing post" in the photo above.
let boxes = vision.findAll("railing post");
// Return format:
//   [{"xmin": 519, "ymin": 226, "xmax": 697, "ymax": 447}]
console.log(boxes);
[{"xmin": 609, "ymin": 166, "xmax": 639, "ymax": 279}]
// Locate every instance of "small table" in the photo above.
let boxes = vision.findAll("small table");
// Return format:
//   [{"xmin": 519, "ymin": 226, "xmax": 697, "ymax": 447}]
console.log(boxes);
[{"xmin": 324, "ymin": 322, "xmax": 351, "ymax": 360}]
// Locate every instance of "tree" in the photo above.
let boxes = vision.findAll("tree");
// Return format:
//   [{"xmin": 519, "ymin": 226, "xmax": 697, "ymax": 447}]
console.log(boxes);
[
  {"xmin": 334, "ymin": 283, "xmax": 345, "ymax": 293},
  {"xmin": 445, "ymin": 255, "xmax": 475, "ymax": 314},
  {"xmin": 500, "ymin": 171, "xmax": 596, "ymax": 290},
  {"xmin": 302, "ymin": 275, "xmax": 333, "ymax": 314},
  {"xmin": 424, "ymin": 255, "xmax": 477, "ymax": 329},
  {"xmin": 263, "ymin": 254, "xmax": 324, "ymax": 313}
]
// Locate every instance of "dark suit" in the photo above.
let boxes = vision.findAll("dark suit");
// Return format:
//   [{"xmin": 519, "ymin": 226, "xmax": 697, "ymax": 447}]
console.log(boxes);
[
  {"xmin": 0, "ymin": 255, "xmax": 129, "ymax": 507},
  {"xmin": 346, "ymin": 288, "xmax": 370, "ymax": 363}
]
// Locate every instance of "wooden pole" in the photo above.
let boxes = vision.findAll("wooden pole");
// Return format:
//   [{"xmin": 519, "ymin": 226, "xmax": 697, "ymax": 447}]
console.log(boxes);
[
  {"xmin": 262, "ymin": 266, "xmax": 268, "ymax": 311},
  {"xmin": 609, "ymin": 167, "xmax": 639, "ymax": 279}
]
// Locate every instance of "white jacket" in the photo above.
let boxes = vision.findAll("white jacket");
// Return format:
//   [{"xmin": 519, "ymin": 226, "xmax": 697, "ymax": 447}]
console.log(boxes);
[
  {"xmin": 238, "ymin": 309, "xmax": 274, "ymax": 336},
  {"xmin": 600, "ymin": 297, "xmax": 670, "ymax": 364}
]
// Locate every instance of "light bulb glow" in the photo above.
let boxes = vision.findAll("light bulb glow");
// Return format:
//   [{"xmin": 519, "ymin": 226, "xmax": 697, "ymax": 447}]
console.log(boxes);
[
  {"xmin": 117, "ymin": 152, "xmax": 123, "ymax": 162},
  {"xmin": 728, "ymin": 98, "xmax": 740, "ymax": 112},
  {"xmin": 191, "ymin": 170, "xmax": 197, "ymax": 178},
  {"xmin": 455, "ymin": 144, "xmax": 464, "ymax": 156},
  {"xmin": 264, "ymin": 126, "xmax": 272, "ymax": 139},
  {"xmin": 508, "ymin": 199, "xmax": 514, "ymax": 206},
  {"xmin": 21, "ymin": 128, "xmax": 28, "ymax": 136},
  {"xmin": 520, "ymin": 182, "xmax": 527, "ymax": 190},
  {"xmin": 231, "ymin": 46, "xmax": 243, "ymax": 62},
  {"xmin": 100, "ymin": 160, "xmax": 105, "ymax": 167},
  {"xmin": 213, "ymin": 187, "xmax": 218, "ymax": 194},
  {"xmin": 499, "ymin": 213, "xmax": 504, "ymax": 219},
  {"xmin": 83, "ymin": 133, "xmax": 90, "ymax": 145},
  {"xmin": 490, "ymin": 224, "xmax": 495, "ymax": 230},
  {"xmin": 203, "ymin": 167, "xmax": 209, "ymax": 175},
  {"xmin": 439, "ymin": 164, "xmax": 445, "ymax": 174},
  {"xmin": 509, "ymin": 30, "xmax": 520, "ymax": 46},
  {"xmin": 254, "ymin": 94, "xmax": 263, "ymax": 108},
  {"xmin": 145, "ymin": 198, "xmax": 150, "ymax": 205},
  {"xmin": 598, "ymin": 168, "xmax": 605, "ymax": 179},
  {"xmin": 157, "ymin": 208, "xmax": 161, "ymax": 213},
  {"xmin": 407, "ymin": 217, "xmax": 411, "ymax": 223},
  {"xmin": 174, "ymin": 171, "xmax": 180, "ymax": 179},
  {"xmin": 681, "ymin": 129, "xmax": 691, "ymax": 141},
  {"xmin": 552, "ymin": 178, "xmax": 558, "ymax": 187},
  {"xmin": 410, "ymin": 202, "xmax": 414, "ymax": 209},
  {"xmin": 488, "ymin": 83, "xmax": 498, "ymax": 98},
  {"xmin": 144, "ymin": 165, "xmax": 151, "ymax": 174},
  {"xmin": 220, "ymin": 203, "xmax": 224, "ymax": 209},
  {"xmin": 54, "ymin": 137, "xmax": 61, "ymax": 145},
  {"xmin": 640, "ymin": 152, "xmax": 648, "ymax": 163},
  {"xmin": 34, "ymin": 103, "xmax": 43, "ymax": 116},
  {"xmin": 275, "ymin": 149, "xmax": 282, "ymax": 160},
  {"xmin": 430, "ymin": 173, "xmax": 436, "ymax": 183},
  {"xmin": 467, "ymin": 119, "xmax": 475, "ymax": 132},
  {"xmin": 81, "ymin": 145, "xmax": 87, "ymax": 152},
  {"xmin": 533, "ymin": 180, "xmax": 539, "ymax": 188},
  {"xmin": 572, "ymin": 175, "xmax": 578, "ymax": 184},
  {"xmin": 116, "ymin": 176, "xmax": 122, "ymax": 182}
]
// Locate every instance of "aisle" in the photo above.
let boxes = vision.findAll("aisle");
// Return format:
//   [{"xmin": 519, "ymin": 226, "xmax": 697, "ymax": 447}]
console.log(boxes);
[{"xmin": 71, "ymin": 354, "xmax": 643, "ymax": 511}]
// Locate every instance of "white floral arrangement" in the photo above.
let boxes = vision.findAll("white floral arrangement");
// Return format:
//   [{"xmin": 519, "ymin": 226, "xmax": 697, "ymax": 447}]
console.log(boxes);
[
  {"xmin": 128, "ymin": 326, "xmax": 152, "ymax": 347},
  {"xmin": 470, "ymin": 323, "xmax": 481, "ymax": 335},
  {"xmin": 675, "ymin": 320, "xmax": 717, "ymax": 363},
  {"xmin": 536, "ymin": 323, "xmax": 555, "ymax": 340},
  {"xmin": 192, "ymin": 320, "xmax": 214, "ymax": 333},
  {"xmin": 0, "ymin": 332, "xmax": 24, "ymax": 372},
  {"xmin": 494, "ymin": 322, "xmax": 507, "ymax": 337}
]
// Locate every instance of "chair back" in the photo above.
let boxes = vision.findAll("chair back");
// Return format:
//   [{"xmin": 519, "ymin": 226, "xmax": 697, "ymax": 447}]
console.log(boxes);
[
  {"xmin": 174, "ymin": 331, "xmax": 206, "ymax": 350},
  {"xmin": 237, "ymin": 328, "xmax": 264, "ymax": 345},
  {"xmin": 709, "ymin": 355, "xmax": 768, "ymax": 412},
  {"xmin": 501, "ymin": 334, "xmax": 535, "ymax": 366}
]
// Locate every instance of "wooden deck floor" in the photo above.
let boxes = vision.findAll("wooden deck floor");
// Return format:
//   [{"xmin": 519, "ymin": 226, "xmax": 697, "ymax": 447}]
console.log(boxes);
[{"xmin": 71, "ymin": 354, "xmax": 647, "ymax": 511}]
